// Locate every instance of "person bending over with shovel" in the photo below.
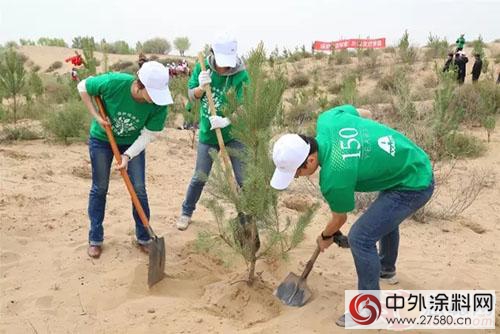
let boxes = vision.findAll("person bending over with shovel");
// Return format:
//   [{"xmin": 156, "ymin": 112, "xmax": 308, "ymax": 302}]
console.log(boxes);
[
  {"xmin": 270, "ymin": 105, "xmax": 434, "ymax": 327},
  {"xmin": 78, "ymin": 61, "xmax": 173, "ymax": 258},
  {"xmin": 176, "ymin": 34, "xmax": 249, "ymax": 231}
]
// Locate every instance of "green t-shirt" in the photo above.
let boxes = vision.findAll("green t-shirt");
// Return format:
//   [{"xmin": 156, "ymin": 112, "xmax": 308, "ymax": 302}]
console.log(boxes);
[
  {"xmin": 456, "ymin": 37, "xmax": 465, "ymax": 48},
  {"xmin": 188, "ymin": 60, "xmax": 249, "ymax": 145},
  {"xmin": 86, "ymin": 72, "xmax": 168, "ymax": 145},
  {"xmin": 316, "ymin": 105, "xmax": 432, "ymax": 213}
]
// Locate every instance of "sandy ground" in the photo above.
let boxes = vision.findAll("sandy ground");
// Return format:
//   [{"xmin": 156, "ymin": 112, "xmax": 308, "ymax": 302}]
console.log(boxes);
[{"xmin": 0, "ymin": 124, "xmax": 499, "ymax": 333}]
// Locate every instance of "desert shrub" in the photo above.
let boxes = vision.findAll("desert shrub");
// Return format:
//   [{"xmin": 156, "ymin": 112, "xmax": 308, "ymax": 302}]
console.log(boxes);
[
  {"xmin": 32, "ymin": 64, "xmax": 41, "ymax": 73},
  {"xmin": 398, "ymin": 30, "xmax": 418, "ymax": 64},
  {"xmin": 423, "ymin": 73, "xmax": 438, "ymax": 89},
  {"xmin": 45, "ymin": 61, "xmax": 63, "ymax": 73},
  {"xmin": 327, "ymin": 81, "xmax": 342, "ymax": 94},
  {"xmin": 43, "ymin": 100, "xmax": 90, "ymax": 143},
  {"xmin": 425, "ymin": 34, "xmax": 449, "ymax": 59},
  {"xmin": 452, "ymin": 82, "xmax": 500, "ymax": 125},
  {"xmin": 377, "ymin": 66, "xmax": 408, "ymax": 92},
  {"xmin": 44, "ymin": 81, "xmax": 74, "ymax": 104},
  {"xmin": 337, "ymin": 73, "xmax": 358, "ymax": 105},
  {"xmin": 0, "ymin": 125, "xmax": 41, "ymax": 142},
  {"xmin": 288, "ymin": 73, "xmax": 309, "ymax": 88},
  {"xmin": 332, "ymin": 49, "xmax": 352, "ymax": 65},
  {"xmin": 444, "ymin": 133, "xmax": 486, "ymax": 159},
  {"xmin": 110, "ymin": 60, "xmax": 135, "ymax": 72},
  {"xmin": 359, "ymin": 86, "xmax": 392, "ymax": 105}
]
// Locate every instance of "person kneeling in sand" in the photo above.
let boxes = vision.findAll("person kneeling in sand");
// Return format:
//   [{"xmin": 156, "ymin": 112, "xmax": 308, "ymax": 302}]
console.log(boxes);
[
  {"xmin": 270, "ymin": 105, "xmax": 434, "ymax": 327},
  {"xmin": 78, "ymin": 61, "xmax": 173, "ymax": 258}
]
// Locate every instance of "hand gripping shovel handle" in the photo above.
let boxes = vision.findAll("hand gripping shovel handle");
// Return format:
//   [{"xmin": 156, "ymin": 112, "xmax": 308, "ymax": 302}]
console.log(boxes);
[
  {"xmin": 94, "ymin": 96, "xmax": 156, "ymax": 239},
  {"xmin": 197, "ymin": 53, "xmax": 239, "ymax": 195},
  {"xmin": 301, "ymin": 246, "xmax": 321, "ymax": 280}
]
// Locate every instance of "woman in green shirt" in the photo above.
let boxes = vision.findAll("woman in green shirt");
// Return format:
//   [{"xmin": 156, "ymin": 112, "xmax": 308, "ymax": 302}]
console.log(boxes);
[
  {"xmin": 78, "ymin": 61, "xmax": 172, "ymax": 258},
  {"xmin": 176, "ymin": 35, "xmax": 250, "ymax": 230}
]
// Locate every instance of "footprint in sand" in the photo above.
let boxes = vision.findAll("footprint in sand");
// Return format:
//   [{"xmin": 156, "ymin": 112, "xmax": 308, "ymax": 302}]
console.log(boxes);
[{"xmin": 0, "ymin": 251, "xmax": 21, "ymax": 264}]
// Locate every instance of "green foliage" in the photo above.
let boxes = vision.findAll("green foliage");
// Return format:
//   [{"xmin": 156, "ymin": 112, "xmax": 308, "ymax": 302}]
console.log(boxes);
[
  {"xmin": 81, "ymin": 37, "xmax": 97, "ymax": 77},
  {"xmin": 42, "ymin": 100, "xmax": 90, "ymax": 143},
  {"xmin": 398, "ymin": 30, "xmax": 418, "ymax": 64},
  {"xmin": 142, "ymin": 38, "xmax": 171, "ymax": 54},
  {"xmin": 174, "ymin": 37, "xmax": 191, "ymax": 56},
  {"xmin": 25, "ymin": 70, "xmax": 44, "ymax": 100},
  {"xmin": 0, "ymin": 48, "xmax": 27, "ymax": 123},
  {"xmin": 45, "ymin": 61, "xmax": 63, "ymax": 72},
  {"xmin": 285, "ymin": 89, "xmax": 319, "ymax": 129},
  {"xmin": 19, "ymin": 39, "xmax": 36, "ymax": 46},
  {"xmin": 204, "ymin": 43, "xmax": 317, "ymax": 283},
  {"xmin": 332, "ymin": 49, "xmax": 352, "ymax": 65},
  {"xmin": 110, "ymin": 60, "xmax": 136, "ymax": 73},
  {"xmin": 37, "ymin": 37, "xmax": 67, "ymax": 47},
  {"xmin": 471, "ymin": 35, "xmax": 486, "ymax": 57},
  {"xmin": 109, "ymin": 40, "xmax": 132, "ymax": 54},
  {"xmin": 337, "ymin": 72, "xmax": 358, "ymax": 105},
  {"xmin": 425, "ymin": 33, "xmax": 449, "ymax": 59},
  {"xmin": 0, "ymin": 125, "xmax": 41, "ymax": 142}
]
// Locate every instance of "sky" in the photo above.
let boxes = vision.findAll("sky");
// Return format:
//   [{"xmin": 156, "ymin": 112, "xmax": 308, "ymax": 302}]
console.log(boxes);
[{"xmin": 1, "ymin": 0, "xmax": 499, "ymax": 56}]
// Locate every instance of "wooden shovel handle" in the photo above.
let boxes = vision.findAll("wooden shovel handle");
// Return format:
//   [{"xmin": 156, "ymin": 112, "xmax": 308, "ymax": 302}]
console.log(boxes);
[
  {"xmin": 301, "ymin": 246, "xmax": 321, "ymax": 280},
  {"xmin": 94, "ymin": 96, "xmax": 153, "ymax": 235},
  {"xmin": 197, "ymin": 53, "xmax": 238, "ymax": 194}
]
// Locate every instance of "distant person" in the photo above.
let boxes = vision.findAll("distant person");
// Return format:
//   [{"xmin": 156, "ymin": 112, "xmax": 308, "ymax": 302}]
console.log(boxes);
[
  {"xmin": 65, "ymin": 50, "xmax": 84, "ymax": 67},
  {"xmin": 455, "ymin": 52, "xmax": 468, "ymax": 84},
  {"xmin": 138, "ymin": 53, "xmax": 148, "ymax": 68},
  {"xmin": 497, "ymin": 72, "xmax": 500, "ymax": 84},
  {"xmin": 455, "ymin": 34, "xmax": 465, "ymax": 52},
  {"xmin": 443, "ymin": 52, "xmax": 454, "ymax": 72},
  {"xmin": 70, "ymin": 67, "xmax": 79, "ymax": 81},
  {"xmin": 77, "ymin": 61, "xmax": 173, "ymax": 258},
  {"xmin": 471, "ymin": 53, "xmax": 483, "ymax": 82}
]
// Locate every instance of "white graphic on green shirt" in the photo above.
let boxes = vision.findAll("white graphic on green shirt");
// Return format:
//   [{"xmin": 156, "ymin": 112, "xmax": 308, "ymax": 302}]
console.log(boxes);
[
  {"xmin": 201, "ymin": 87, "xmax": 224, "ymax": 118},
  {"xmin": 378, "ymin": 135, "xmax": 395, "ymax": 157},
  {"xmin": 112, "ymin": 111, "xmax": 139, "ymax": 136}
]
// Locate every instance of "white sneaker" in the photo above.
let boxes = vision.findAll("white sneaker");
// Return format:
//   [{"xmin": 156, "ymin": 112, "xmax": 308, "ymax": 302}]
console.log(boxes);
[
  {"xmin": 380, "ymin": 273, "xmax": 399, "ymax": 285},
  {"xmin": 176, "ymin": 215, "xmax": 191, "ymax": 231}
]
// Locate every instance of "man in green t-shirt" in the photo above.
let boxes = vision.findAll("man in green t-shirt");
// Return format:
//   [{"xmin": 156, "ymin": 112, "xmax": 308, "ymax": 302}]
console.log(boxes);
[
  {"xmin": 456, "ymin": 34, "xmax": 465, "ymax": 52},
  {"xmin": 176, "ymin": 34, "xmax": 250, "ymax": 230},
  {"xmin": 270, "ymin": 105, "xmax": 434, "ymax": 327},
  {"xmin": 78, "ymin": 61, "xmax": 172, "ymax": 259}
]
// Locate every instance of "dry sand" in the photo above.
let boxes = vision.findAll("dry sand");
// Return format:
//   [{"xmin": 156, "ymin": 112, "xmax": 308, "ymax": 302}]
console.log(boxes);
[
  {"xmin": 1, "ymin": 45, "xmax": 500, "ymax": 333},
  {"xmin": 1, "ymin": 126, "xmax": 499, "ymax": 333}
]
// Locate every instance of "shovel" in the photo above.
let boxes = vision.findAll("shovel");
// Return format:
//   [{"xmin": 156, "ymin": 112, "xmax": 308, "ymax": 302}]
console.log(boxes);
[
  {"xmin": 275, "ymin": 246, "xmax": 321, "ymax": 307},
  {"xmin": 94, "ymin": 96, "xmax": 165, "ymax": 288}
]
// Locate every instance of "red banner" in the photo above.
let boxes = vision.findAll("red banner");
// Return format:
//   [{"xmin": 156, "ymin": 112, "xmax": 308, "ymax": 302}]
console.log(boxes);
[{"xmin": 313, "ymin": 38, "xmax": 386, "ymax": 51}]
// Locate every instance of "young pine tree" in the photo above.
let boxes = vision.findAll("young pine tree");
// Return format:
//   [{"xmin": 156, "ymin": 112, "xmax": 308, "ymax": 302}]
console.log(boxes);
[{"xmin": 203, "ymin": 43, "xmax": 319, "ymax": 284}]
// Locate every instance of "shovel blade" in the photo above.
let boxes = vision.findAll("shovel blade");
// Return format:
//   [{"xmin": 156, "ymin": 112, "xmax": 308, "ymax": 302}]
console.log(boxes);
[
  {"xmin": 274, "ymin": 272, "xmax": 313, "ymax": 307},
  {"xmin": 148, "ymin": 236, "xmax": 166, "ymax": 288}
]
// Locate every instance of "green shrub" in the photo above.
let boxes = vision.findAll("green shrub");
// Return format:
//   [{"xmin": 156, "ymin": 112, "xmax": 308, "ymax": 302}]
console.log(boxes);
[
  {"xmin": 0, "ymin": 125, "xmax": 41, "ymax": 142},
  {"xmin": 425, "ymin": 34, "xmax": 449, "ymax": 59},
  {"xmin": 332, "ymin": 49, "xmax": 352, "ymax": 65},
  {"xmin": 110, "ymin": 60, "xmax": 135, "ymax": 72},
  {"xmin": 44, "ymin": 81, "xmax": 74, "ymax": 104},
  {"xmin": 398, "ymin": 30, "xmax": 418, "ymax": 64},
  {"xmin": 46, "ymin": 61, "xmax": 63, "ymax": 73},
  {"xmin": 444, "ymin": 133, "xmax": 486, "ymax": 159},
  {"xmin": 43, "ymin": 101, "xmax": 90, "ymax": 143}
]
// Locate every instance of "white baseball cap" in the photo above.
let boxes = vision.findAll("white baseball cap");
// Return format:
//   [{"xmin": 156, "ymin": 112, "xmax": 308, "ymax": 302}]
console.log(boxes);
[
  {"xmin": 212, "ymin": 34, "xmax": 238, "ymax": 68},
  {"xmin": 270, "ymin": 134, "xmax": 310, "ymax": 190},
  {"xmin": 137, "ymin": 61, "xmax": 173, "ymax": 106}
]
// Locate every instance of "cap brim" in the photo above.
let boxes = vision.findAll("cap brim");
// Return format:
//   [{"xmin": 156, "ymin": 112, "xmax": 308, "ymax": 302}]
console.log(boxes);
[
  {"xmin": 146, "ymin": 86, "xmax": 173, "ymax": 106},
  {"xmin": 213, "ymin": 52, "xmax": 237, "ymax": 68},
  {"xmin": 270, "ymin": 168, "xmax": 295, "ymax": 190}
]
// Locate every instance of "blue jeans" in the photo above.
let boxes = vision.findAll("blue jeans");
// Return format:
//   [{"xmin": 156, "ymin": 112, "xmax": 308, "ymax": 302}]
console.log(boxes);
[
  {"xmin": 88, "ymin": 137, "xmax": 150, "ymax": 246},
  {"xmin": 348, "ymin": 179, "xmax": 435, "ymax": 290},
  {"xmin": 181, "ymin": 140, "xmax": 245, "ymax": 217}
]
